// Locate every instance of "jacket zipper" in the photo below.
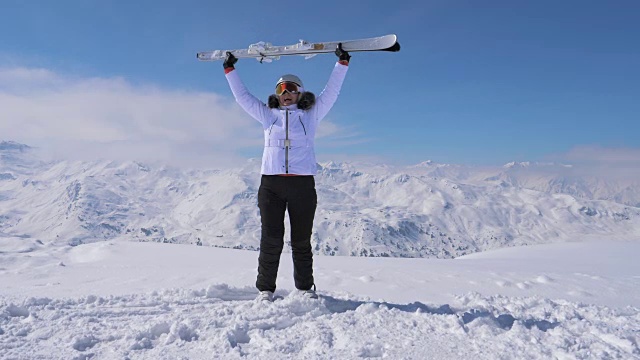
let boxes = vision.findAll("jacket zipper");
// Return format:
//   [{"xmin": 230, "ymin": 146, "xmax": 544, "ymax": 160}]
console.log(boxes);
[{"xmin": 285, "ymin": 110, "xmax": 289, "ymax": 174}]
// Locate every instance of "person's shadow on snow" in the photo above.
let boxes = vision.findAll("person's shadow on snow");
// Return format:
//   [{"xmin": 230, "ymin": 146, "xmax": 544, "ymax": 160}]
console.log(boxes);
[{"xmin": 319, "ymin": 295, "xmax": 558, "ymax": 332}]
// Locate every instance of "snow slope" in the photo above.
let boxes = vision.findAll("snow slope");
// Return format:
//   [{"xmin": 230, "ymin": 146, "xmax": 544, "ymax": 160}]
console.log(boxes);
[
  {"xmin": 1, "ymin": 141, "xmax": 639, "ymax": 358},
  {"xmin": 1, "ymin": 239, "xmax": 638, "ymax": 359}
]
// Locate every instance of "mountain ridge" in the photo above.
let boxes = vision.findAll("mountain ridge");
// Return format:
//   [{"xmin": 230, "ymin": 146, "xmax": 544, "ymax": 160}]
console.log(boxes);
[{"xmin": 1, "ymin": 141, "xmax": 638, "ymax": 258}]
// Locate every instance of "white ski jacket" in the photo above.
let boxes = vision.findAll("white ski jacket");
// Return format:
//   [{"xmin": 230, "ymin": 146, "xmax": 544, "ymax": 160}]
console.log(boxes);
[{"xmin": 225, "ymin": 62, "xmax": 348, "ymax": 175}]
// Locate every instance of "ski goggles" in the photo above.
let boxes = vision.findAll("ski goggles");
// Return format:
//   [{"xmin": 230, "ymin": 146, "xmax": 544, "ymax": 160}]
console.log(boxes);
[{"xmin": 275, "ymin": 82, "xmax": 300, "ymax": 96}]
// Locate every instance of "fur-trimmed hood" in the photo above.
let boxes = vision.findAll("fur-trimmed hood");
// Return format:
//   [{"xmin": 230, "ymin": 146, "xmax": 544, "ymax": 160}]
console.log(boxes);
[{"xmin": 268, "ymin": 92, "xmax": 316, "ymax": 110}]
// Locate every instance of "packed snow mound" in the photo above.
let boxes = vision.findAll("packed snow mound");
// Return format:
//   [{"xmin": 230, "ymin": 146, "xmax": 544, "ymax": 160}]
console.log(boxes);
[{"xmin": 1, "ymin": 287, "xmax": 637, "ymax": 359}]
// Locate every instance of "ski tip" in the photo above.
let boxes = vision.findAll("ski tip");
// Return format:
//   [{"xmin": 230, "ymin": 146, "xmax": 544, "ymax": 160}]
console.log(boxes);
[{"xmin": 382, "ymin": 34, "xmax": 400, "ymax": 52}]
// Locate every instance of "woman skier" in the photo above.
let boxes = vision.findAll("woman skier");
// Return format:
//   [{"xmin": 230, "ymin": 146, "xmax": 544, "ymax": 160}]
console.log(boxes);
[{"xmin": 222, "ymin": 44, "xmax": 351, "ymax": 301}]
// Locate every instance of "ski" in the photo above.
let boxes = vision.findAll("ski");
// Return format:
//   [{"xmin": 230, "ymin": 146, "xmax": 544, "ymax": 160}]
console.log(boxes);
[{"xmin": 196, "ymin": 34, "xmax": 400, "ymax": 62}]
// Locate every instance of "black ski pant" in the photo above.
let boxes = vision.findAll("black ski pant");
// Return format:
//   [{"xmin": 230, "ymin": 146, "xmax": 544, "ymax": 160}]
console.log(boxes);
[{"xmin": 256, "ymin": 175, "xmax": 317, "ymax": 293}]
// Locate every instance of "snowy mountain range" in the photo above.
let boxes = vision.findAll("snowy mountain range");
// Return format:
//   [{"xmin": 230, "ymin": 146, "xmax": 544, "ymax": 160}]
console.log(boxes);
[{"xmin": 1, "ymin": 140, "xmax": 639, "ymax": 258}]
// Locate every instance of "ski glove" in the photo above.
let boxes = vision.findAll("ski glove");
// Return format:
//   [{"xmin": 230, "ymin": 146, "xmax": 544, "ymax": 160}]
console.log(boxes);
[
  {"xmin": 335, "ymin": 43, "xmax": 351, "ymax": 63},
  {"xmin": 223, "ymin": 52, "xmax": 238, "ymax": 70}
]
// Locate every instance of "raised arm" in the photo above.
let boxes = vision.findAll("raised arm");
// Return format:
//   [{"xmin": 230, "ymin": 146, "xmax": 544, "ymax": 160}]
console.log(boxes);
[
  {"xmin": 312, "ymin": 44, "xmax": 351, "ymax": 122},
  {"xmin": 223, "ymin": 52, "xmax": 273, "ymax": 125}
]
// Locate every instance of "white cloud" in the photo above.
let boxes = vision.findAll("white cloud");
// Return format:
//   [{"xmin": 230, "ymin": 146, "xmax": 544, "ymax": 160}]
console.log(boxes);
[
  {"xmin": 561, "ymin": 145, "xmax": 640, "ymax": 165},
  {"xmin": 0, "ymin": 66, "xmax": 364, "ymax": 168},
  {"xmin": 0, "ymin": 67, "xmax": 62, "ymax": 91},
  {"xmin": 316, "ymin": 120, "xmax": 370, "ymax": 147},
  {"xmin": 547, "ymin": 145, "xmax": 640, "ymax": 181},
  {"xmin": 0, "ymin": 67, "xmax": 257, "ymax": 167}
]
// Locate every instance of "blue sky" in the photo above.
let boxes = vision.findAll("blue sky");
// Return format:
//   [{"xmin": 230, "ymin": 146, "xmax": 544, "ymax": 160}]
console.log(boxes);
[{"xmin": 1, "ymin": 0, "xmax": 639, "ymax": 168}]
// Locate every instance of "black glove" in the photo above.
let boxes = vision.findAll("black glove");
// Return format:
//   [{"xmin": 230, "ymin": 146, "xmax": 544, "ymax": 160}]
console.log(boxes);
[
  {"xmin": 335, "ymin": 43, "xmax": 351, "ymax": 62},
  {"xmin": 223, "ymin": 52, "xmax": 238, "ymax": 70}
]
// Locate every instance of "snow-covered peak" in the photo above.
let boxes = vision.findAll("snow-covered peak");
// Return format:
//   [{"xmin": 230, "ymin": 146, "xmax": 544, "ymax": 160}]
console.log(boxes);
[
  {"xmin": 503, "ymin": 161, "xmax": 531, "ymax": 168},
  {"xmin": 0, "ymin": 140, "xmax": 46, "ymax": 177},
  {"xmin": 0, "ymin": 140, "xmax": 31, "ymax": 152},
  {"xmin": 414, "ymin": 160, "xmax": 434, "ymax": 167}
]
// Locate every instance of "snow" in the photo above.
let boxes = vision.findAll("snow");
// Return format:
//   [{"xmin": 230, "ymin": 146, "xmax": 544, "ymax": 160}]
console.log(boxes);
[
  {"xmin": 1, "ymin": 239, "xmax": 639, "ymax": 359},
  {"xmin": 1, "ymin": 142, "xmax": 639, "ymax": 358}
]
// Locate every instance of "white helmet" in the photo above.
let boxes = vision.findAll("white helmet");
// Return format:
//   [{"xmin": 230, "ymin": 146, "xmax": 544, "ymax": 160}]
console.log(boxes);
[{"xmin": 276, "ymin": 74, "xmax": 303, "ymax": 87}]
